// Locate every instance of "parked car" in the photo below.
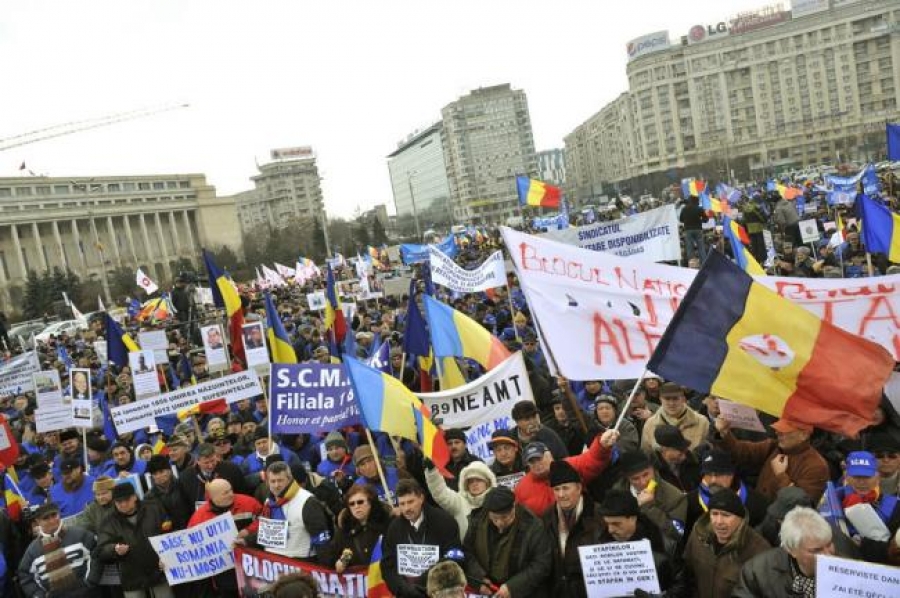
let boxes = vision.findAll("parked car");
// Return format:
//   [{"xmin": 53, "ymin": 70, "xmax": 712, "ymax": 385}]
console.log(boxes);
[
  {"xmin": 7, "ymin": 321, "xmax": 47, "ymax": 348},
  {"xmin": 34, "ymin": 319, "xmax": 87, "ymax": 343}
]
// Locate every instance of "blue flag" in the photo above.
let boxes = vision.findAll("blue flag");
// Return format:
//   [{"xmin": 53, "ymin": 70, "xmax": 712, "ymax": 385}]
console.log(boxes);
[
  {"xmin": 367, "ymin": 340, "xmax": 392, "ymax": 373},
  {"xmin": 888, "ymin": 123, "xmax": 900, "ymax": 161}
]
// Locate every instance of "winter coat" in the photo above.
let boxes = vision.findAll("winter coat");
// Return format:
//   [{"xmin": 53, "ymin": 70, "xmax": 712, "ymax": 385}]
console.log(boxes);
[
  {"xmin": 319, "ymin": 501, "xmax": 391, "ymax": 569},
  {"xmin": 717, "ymin": 434, "xmax": 829, "ymax": 503},
  {"xmin": 589, "ymin": 416, "xmax": 640, "ymax": 455},
  {"xmin": 96, "ymin": 499, "xmax": 174, "ymax": 591},
  {"xmin": 18, "ymin": 524, "xmax": 100, "ymax": 598},
  {"xmin": 464, "ymin": 505, "xmax": 552, "ymax": 598},
  {"xmin": 542, "ymin": 495, "xmax": 604, "ymax": 598},
  {"xmin": 651, "ymin": 449, "xmax": 702, "ymax": 493},
  {"xmin": 611, "ymin": 475, "xmax": 687, "ymax": 544},
  {"xmin": 683, "ymin": 483, "xmax": 768, "ymax": 539},
  {"xmin": 772, "ymin": 199, "xmax": 800, "ymax": 229},
  {"xmin": 382, "ymin": 503, "xmax": 462, "ymax": 598},
  {"xmin": 445, "ymin": 451, "xmax": 482, "ymax": 492},
  {"xmin": 425, "ymin": 460, "xmax": 496, "ymax": 536},
  {"xmin": 513, "ymin": 426, "xmax": 569, "ymax": 460},
  {"xmin": 80, "ymin": 499, "xmax": 115, "ymax": 535},
  {"xmin": 180, "ymin": 460, "xmax": 248, "ymax": 504},
  {"xmin": 144, "ymin": 476, "xmax": 194, "ymax": 529},
  {"xmin": 640, "ymin": 406, "xmax": 709, "ymax": 454},
  {"xmin": 732, "ymin": 546, "xmax": 805, "ymax": 598},
  {"xmin": 683, "ymin": 513, "xmax": 770, "ymax": 598}
]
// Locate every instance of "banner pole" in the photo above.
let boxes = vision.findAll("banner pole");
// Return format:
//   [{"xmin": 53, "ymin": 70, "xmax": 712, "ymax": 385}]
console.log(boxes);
[
  {"xmin": 364, "ymin": 427, "xmax": 394, "ymax": 506},
  {"xmin": 865, "ymin": 252, "xmax": 876, "ymax": 277},
  {"xmin": 614, "ymin": 369, "xmax": 648, "ymax": 432},
  {"xmin": 267, "ymin": 365, "xmax": 275, "ymax": 456},
  {"xmin": 81, "ymin": 426, "xmax": 90, "ymax": 473},
  {"xmin": 506, "ymin": 284, "xmax": 521, "ymax": 344}
]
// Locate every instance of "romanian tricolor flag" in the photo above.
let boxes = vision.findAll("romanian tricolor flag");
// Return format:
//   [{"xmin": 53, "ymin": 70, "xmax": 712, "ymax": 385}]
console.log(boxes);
[
  {"xmin": 3, "ymin": 472, "xmax": 27, "ymax": 521},
  {"xmin": 176, "ymin": 397, "xmax": 228, "ymax": 421},
  {"xmin": 647, "ymin": 250, "xmax": 894, "ymax": 437},
  {"xmin": 776, "ymin": 183, "xmax": 803, "ymax": 201},
  {"xmin": 152, "ymin": 436, "xmax": 168, "ymax": 456},
  {"xmin": 203, "ymin": 250, "xmax": 245, "ymax": 364},
  {"xmin": 263, "ymin": 291, "xmax": 298, "ymax": 364},
  {"xmin": 723, "ymin": 216, "xmax": 765, "ymax": 275},
  {"xmin": 345, "ymin": 356, "xmax": 451, "ymax": 475},
  {"xmin": 858, "ymin": 194, "xmax": 900, "ymax": 262},
  {"xmin": 682, "ymin": 178, "xmax": 706, "ymax": 198},
  {"xmin": 367, "ymin": 536, "xmax": 391, "ymax": 598},
  {"xmin": 423, "ymin": 295, "xmax": 510, "ymax": 370},
  {"xmin": 105, "ymin": 313, "xmax": 139, "ymax": 367},
  {"xmin": 516, "ymin": 175, "xmax": 561, "ymax": 209},
  {"xmin": 324, "ymin": 264, "xmax": 347, "ymax": 343}
]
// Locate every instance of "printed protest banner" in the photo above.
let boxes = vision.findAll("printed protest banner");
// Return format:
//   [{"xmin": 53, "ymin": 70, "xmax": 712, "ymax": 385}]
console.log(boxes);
[
  {"xmin": 502, "ymin": 226, "xmax": 900, "ymax": 380},
  {"xmin": 129, "ymin": 350, "xmax": 161, "ymax": 398},
  {"xmin": 201, "ymin": 324, "xmax": 229, "ymax": 373},
  {"xmin": 418, "ymin": 352, "xmax": 533, "ymax": 461},
  {"xmin": 429, "ymin": 248, "xmax": 507, "ymax": 293},
  {"xmin": 799, "ymin": 219, "xmax": 820, "ymax": 244},
  {"xmin": 234, "ymin": 546, "xmax": 369, "ymax": 598},
  {"xmin": 0, "ymin": 350, "xmax": 39, "ymax": 396},
  {"xmin": 138, "ymin": 330, "xmax": 169, "ymax": 364},
  {"xmin": 307, "ymin": 292, "xmax": 327, "ymax": 311},
  {"xmin": 242, "ymin": 322, "xmax": 270, "ymax": 371},
  {"xmin": 256, "ymin": 517, "xmax": 288, "ymax": 550},
  {"xmin": 543, "ymin": 204, "xmax": 681, "ymax": 262},
  {"xmin": 93, "ymin": 341, "xmax": 108, "ymax": 363},
  {"xmin": 69, "ymin": 368, "xmax": 94, "ymax": 429},
  {"xmin": 816, "ymin": 554, "xmax": 900, "ymax": 597},
  {"xmin": 34, "ymin": 369, "xmax": 72, "ymax": 432},
  {"xmin": 578, "ymin": 539, "xmax": 660, "ymax": 598},
  {"xmin": 150, "ymin": 513, "xmax": 237, "ymax": 585},
  {"xmin": 717, "ymin": 400, "xmax": 766, "ymax": 433},
  {"xmin": 111, "ymin": 370, "xmax": 263, "ymax": 433},
  {"xmin": 397, "ymin": 544, "xmax": 440, "ymax": 576},
  {"xmin": 269, "ymin": 364, "xmax": 360, "ymax": 434}
]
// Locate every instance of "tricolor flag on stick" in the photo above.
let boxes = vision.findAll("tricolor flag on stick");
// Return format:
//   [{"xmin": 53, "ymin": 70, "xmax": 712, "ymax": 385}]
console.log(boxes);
[
  {"xmin": 136, "ymin": 268, "xmax": 159, "ymax": 294},
  {"xmin": 176, "ymin": 397, "xmax": 228, "ymax": 421},
  {"xmin": 516, "ymin": 175, "xmax": 561, "ymax": 209},
  {"xmin": 423, "ymin": 294, "xmax": 510, "ymax": 370},
  {"xmin": 647, "ymin": 250, "xmax": 894, "ymax": 437}
]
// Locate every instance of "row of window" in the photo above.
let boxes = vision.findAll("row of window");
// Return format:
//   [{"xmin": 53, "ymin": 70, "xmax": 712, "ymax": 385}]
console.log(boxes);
[{"xmin": 0, "ymin": 180, "xmax": 192, "ymax": 198}]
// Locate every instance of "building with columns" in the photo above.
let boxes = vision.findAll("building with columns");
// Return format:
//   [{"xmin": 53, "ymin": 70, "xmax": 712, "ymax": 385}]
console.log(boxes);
[{"xmin": 0, "ymin": 173, "xmax": 242, "ymax": 307}]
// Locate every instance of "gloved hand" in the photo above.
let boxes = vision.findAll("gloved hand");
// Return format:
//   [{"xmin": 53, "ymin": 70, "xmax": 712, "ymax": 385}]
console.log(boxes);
[{"xmin": 423, "ymin": 456, "xmax": 435, "ymax": 471}]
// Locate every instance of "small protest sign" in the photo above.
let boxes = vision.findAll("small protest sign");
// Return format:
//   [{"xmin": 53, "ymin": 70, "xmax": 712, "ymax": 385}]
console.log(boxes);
[
  {"xmin": 149, "ymin": 513, "xmax": 238, "ymax": 585},
  {"xmin": 256, "ymin": 517, "xmax": 289, "ymax": 550},
  {"xmin": 397, "ymin": 544, "xmax": 440, "ymax": 577},
  {"xmin": 717, "ymin": 399, "xmax": 766, "ymax": 433},
  {"xmin": 578, "ymin": 539, "xmax": 660, "ymax": 598}
]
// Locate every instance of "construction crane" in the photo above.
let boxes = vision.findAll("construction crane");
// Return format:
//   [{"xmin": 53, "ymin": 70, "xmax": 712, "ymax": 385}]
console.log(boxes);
[{"xmin": 0, "ymin": 103, "xmax": 190, "ymax": 152}]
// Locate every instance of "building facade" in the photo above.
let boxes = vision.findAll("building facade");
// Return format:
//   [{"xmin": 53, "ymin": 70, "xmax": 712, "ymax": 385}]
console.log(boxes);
[
  {"xmin": 236, "ymin": 147, "xmax": 324, "ymax": 233},
  {"xmin": 536, "ymin": 148, "xmax": 567, "ymax": 187},
  {"xmin": 0, "ymin": 173, "xmax": 241, "ymax": 307},
  {"xmin": 386, "ymin": 123, "xmax": 453, "ymax": 237},
  {"xmin": 565, "ymin": 0, "xmax": 900, "ymax": 202},
  {"xmin": 441, "ymin": 84, "xmax": 537, "ymax": 224}
]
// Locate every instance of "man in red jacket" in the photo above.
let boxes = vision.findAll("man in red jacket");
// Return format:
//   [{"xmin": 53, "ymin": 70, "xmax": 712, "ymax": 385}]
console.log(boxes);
[
  {"xmin": 189, "ymin": 479, "xmax": 262, "ymax": 598},
  {"xmin": 513, "ymin": 428, "xmax": 618, "ymax": 517}
]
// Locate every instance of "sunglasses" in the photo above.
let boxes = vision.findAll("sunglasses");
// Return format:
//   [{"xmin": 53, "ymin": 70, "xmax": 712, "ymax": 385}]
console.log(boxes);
[{"xmin": 348, "ymin": 499, "xmax": 368, "ymax": 507}]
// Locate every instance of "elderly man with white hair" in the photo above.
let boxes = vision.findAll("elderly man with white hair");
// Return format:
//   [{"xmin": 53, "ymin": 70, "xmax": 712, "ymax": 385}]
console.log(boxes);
[{"xmin": 732, "ymin": 507, "xmax": 835, "ymax": 597}]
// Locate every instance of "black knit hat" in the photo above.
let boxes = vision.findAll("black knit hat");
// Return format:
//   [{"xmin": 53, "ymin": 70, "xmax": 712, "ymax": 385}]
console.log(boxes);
[
  {"xmin": 444, "ymin": 428, "xmax": 467, "ymax": 443},
  {"xmin": 599, "ymin": 490, "xmax": 640, "ymax": 517},
  {"xmin": 59, "ymin": 429, "xmax": 79, "ymax": 443},
  {"xmin": 618, "ymin": 450, "xmax": 652, "ymax": 476},
  {"xmin": 654, "ymin": 425, "xmax": 690, "ymax": 451},
  {"xmin": 548, "ymin": 460, "xmax": 581, "ymax": 487},
  {"xmin": 700, "ymin": 450, "xmax": 735, "ymax": 475},
  {"xmin": 86, "ymin": 436, "xmax": 110, "ymax": 453},
  {"xmin": 483, "ymin": 486, "xmax": 515, "ymax": 513},
  {"xmin": 147, "ymin": 454, "xmax": 171, "ymax": 474},
  {"xmin": 707, "ymin": 489, "xmax": 746, "ymax": 518},
  {"xmin": 111, "ymin": 482, "xmax": 137, "ymax": 501}
]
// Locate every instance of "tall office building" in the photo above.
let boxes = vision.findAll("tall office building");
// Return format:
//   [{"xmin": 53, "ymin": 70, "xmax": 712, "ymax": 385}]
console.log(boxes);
[
  {"xmin": 236, "ymin": 146, "xmax": 324, "ymax": 233},
  {"xmin": 441, "ymin": 84, "xmax": 537, "ymax": 224},
  {"xmin": 0, "ymin": 173, "xmax": 240, "ymax": 306},
  {"xmin": 386, "ymin": 123, "xmax": 453, "ymax": 237},
  {"xmin": 565, "ymin": 0, "xmax": 900, "ymax": 202}
]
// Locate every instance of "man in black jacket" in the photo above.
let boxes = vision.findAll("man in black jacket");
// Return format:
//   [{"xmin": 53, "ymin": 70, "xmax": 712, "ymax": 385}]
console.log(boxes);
[
  {"xmin": 180, "ymin": 442, "xmax": 247, "ymax": 505},
  {"xmin": 464, "ymin": 486, "xmax": 551, "ymax": 598},
  {"xmin": 145, "ymin": 454, "xmax": 194, "ymax": 529},
  {"xmin": 97, "ymin": 483, "xmax": 176, "ymax": 598},
  {"xmin": 382, "ymin": 478, "xmax": 463, "ymax": 598},
  {"xmin": 679, "ymin": 195, "xmax": 709, "ymax": 262}
]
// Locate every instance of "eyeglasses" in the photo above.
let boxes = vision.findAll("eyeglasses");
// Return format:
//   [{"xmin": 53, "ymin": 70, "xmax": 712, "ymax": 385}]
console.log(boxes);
[
  {"xmin": 875, "ymin": 452, "xmax": 900, "ymax": 459},
  {"xmin": 348, "ymin": 499, "xmax": 368, "ymax": 507}
]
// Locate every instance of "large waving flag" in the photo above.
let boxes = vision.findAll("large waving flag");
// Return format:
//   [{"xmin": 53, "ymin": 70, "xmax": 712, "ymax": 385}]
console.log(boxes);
[
  {"xmin": 324, "ymin": 264, "xmax": 347, "ymax": 343},
  {"xmin": 647, "ymin": 250, "xmax": 894, "ymax": 437},
  {"xmin": 723, "ymin": 216, "xmax": 765, "ymax": 275},
  {"xmin": 857, "ymin": 194, "xmax": 900, "ymax": 262},
  {"xmin": 516, "ymin": 175, "xmax": 561, "ymax": 208},
  {"xmin": 423, "ymin": 295, "xmax": 510, "ymax": 370},
  {"xmin": 264, "ymin": 291, "xmax": 298, "ymax": 363},
  {"xmin": 2, "ymin": 472, "xmax": 27, "ymax": 521},
  {"xmin": 367, "ymin": 536, "xmax": 391, "ymax": 598},
  {"xmin": 345, "ymin": 356, "xmax": 451, "ymax": 476},
  {"xmin": 203, "ymin": 250, "xmax": 245, "ymax": 364},
  {"xmin": 105, "ymin": 313, "xmax": 139, "ymax": 367}
]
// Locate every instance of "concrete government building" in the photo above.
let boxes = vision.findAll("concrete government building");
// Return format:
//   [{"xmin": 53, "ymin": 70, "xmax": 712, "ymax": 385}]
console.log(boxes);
[
  {"xmin": 0, "ymin": 174, "xmax": 242, "ymax": 307},
  {"xmin": 565, "ymin": 0, "xmax": 900, "ymax": 204}
]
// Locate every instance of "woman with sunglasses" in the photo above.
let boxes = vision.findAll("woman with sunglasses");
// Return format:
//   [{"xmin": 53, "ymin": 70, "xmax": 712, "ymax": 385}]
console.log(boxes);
[{"xmin": 320, "ymin": 483, "xmax": 392, "ymax": 572}]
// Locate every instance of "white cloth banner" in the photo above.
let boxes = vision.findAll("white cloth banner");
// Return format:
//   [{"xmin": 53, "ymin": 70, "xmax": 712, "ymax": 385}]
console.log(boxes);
[
  {"xmin": 543, "ymin": 204, "xmax": 681, "ymax": 262},
  {"xmin": 502, "ymin": 226, "xmax": 900, "ymax": 380},
  {"xmin": 150, "ymin": 513, "xmax": 238, "ymax": 585},
  {"xmin": 429, "ymin": 248, "xmax": 507, "ymax": 293},
  {"xmin": 418, "ymin": 352, "xmax": 533, "ymax": 461},
  {"xmin": 816, "ymin": 554, "xmax": 900, "ymax": 597},
  {"xmin": 111, "ymin": 370, "xmax": 263, "ymax": 433},
  {"xmin": 0, "ymin": 351, "xmax": 40, "ymax": 396},
  {"xmin": 136, "ymin": 268, "xmax": 158, "ymax": 294}
]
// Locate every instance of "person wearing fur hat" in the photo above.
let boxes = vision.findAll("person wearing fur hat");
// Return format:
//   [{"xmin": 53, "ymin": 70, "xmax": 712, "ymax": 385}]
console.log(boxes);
[
  {"xmin": 110, "ymin": 441, "xmax": 147, "ymax": 478},
  {"xmin": 464, "ymin": 486, "xmax": 552, "ymax": 598},
  {"xmin": 144, "ymin": 454, "xmax": 194, "ymax": 529},
  {"xmin": 683, "ymin": 488, "xmax": 770, "ymax": 598},
  {"xmin": 588, "ymin": 394, "xmax": 639, "ymax": 454},
  {"xmin": 316, "ymin": 431, "xmax": 355, "ymax": 489},
  {"xmin": 650, "ymin": 425, "xmax": 701, "ymax": 493},
  {"xmin": 48, "ymin": 459, "xmax": 95, "ymax": 518},
  {"xmin": 443, "ymin": 428, "xmax": 482, "ymax": 492},
  {"xmin": 80, "ymin": 475, "xmax": 117, "ymax": 534},
  {"xmin": 426, "ymin": 561, "xmax": 466, "ymax": 598},
  {"xmin": 424, "ymin": 456, "xmax": 496, "ymax": 536},
  {"xmin": 51, "ymin": 428, "xmax": 82, "ymax": 477},
  {"xmin": 543, "ymin": 460, "xmax": 604, "ymax": 598},
  {"xmin": 85, "ymin": 434, "xmax": 115, "ymax": 477}
]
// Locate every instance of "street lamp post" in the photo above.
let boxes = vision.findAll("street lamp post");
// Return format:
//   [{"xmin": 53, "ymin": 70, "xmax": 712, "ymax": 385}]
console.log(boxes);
[{"xmin": 406, "ymin": 170, "xmax": 422, "ymax": 241}]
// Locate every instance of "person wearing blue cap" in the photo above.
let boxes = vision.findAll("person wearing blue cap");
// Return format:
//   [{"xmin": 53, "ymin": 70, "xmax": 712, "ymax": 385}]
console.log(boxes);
[{"xmin": 837, "ymin": 451, "xmax": 900, "ymax": 564}]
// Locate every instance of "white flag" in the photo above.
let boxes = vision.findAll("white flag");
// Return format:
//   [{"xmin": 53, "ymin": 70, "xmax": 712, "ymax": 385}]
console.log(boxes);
[
  {"xmin": 71, "ymin": 303, "xmax": 85, "ymax": 321},
  {"xmin": 136, "ymin": 268, "xmax": 159, "ymax": 294},
  {"xmin": 98, "ymin": 295, "xmax": 106, "ymax": 312},
  {"xmin": 61, "ymin": 291, "xmax": 71, "ymax": 306}
]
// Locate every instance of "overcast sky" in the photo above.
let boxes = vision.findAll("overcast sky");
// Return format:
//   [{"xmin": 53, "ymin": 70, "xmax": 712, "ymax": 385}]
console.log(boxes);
[{"xmin": 1, "ymin": 0, "xmax": 771, "ymax": 218}]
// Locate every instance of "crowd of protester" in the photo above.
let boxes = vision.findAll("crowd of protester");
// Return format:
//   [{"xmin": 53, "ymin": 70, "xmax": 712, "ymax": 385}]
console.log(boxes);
[{"xmin": 0, "ymin": 183, "xmax": 899, "ymax": 598}]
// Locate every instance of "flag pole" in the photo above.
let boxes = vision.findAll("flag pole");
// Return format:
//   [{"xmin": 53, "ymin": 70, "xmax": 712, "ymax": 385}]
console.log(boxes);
[
  {"xmin": 364, "ymin": 427, "xmax": 395, "ymax": 506},
  {"xmin": 267, "ymin": 364, "xmax": 275, "ymax": 456},
  {"xmin": 865, "ymin": 252, "xmax": 876, "ymax": 277},
  {"xmin": 81, "ymin": 427, "xmax": 90, "ymax": 473},
  {"xmin": 614, "ymin": 369, "xmax": 648, "ymax": 432},
  {"xmin": 505, "ymin": 283, "xmax": 521, "ymax": 344}
]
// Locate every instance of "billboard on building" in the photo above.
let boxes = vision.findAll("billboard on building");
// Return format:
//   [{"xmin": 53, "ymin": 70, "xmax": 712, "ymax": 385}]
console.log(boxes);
[
  {"xmin": 729, "ymin": 4, "xmax": 790, "ymax": 35},
  {"xmin": 686, "ymin": 22, "xmax": 730, "ymax": 45},
  {"xmin": 626, "ymin": 31, "xmax": 670, "ymax": 61},
  {"xmin": 270, "ymin": 146, "xmax": 314, "ymax": 160},
  {"xmin": 791, "ymin": 0, "xmax": 829, "ymax": 18}
]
